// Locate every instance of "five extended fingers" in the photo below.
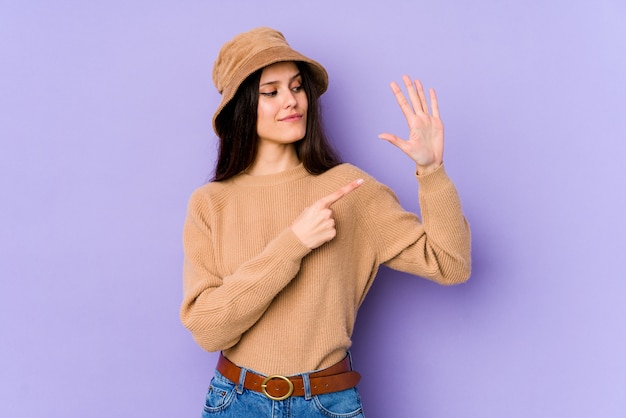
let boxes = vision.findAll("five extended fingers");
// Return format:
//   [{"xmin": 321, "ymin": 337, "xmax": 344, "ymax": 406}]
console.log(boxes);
[{"xmin": 380, "ymin": 75, "xmax": 445, "ymax": 171}]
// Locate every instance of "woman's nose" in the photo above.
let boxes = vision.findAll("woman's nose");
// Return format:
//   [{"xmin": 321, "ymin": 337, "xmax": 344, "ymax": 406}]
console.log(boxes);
[{"xmin": 282, "ymin": 90, "xmax": 297, "ymax": 108}]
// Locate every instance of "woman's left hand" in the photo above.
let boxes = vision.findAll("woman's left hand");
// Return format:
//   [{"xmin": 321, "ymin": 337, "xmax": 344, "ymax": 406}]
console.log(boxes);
[{"xmin": 379, "ymin": 75, "xmax": 444, "ymax": 175}]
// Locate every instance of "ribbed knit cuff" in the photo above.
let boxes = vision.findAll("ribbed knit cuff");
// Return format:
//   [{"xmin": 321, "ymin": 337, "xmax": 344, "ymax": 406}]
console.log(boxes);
[
  {"xmin": 268, "ymin": 227, "xmax": 313, "ymax": 261},
  {"xmin": 415, "ymin": 163, "xmax": 453, "ymax": 193}
]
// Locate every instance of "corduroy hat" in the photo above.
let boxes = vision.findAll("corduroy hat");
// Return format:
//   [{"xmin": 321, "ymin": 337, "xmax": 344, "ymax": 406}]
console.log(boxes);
[{"xmin": 211, "ymin": 27, "xmax": 328, "ymax": 135}]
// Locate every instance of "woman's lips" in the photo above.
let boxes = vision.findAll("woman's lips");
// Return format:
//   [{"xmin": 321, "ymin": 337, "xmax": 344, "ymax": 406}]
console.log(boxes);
[{"xmin": 279, "ymin": 114, "xmax": 302, "ymax": 122}]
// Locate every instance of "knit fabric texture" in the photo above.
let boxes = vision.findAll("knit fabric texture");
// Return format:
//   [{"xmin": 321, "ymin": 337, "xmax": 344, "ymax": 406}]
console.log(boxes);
[{"xmin": 180, "ymin": 163, "xmax": 471, "ymax": 376}]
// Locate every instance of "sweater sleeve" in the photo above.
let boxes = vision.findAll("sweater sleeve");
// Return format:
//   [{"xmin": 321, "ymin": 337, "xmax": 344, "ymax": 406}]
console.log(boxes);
[
  {"xmin": 359, "ymin": 164, "xmax": 471, "ymax": 285},
  {"xmin": 179, "ymin": 188, "xmax": 312, "ymax": 352}
]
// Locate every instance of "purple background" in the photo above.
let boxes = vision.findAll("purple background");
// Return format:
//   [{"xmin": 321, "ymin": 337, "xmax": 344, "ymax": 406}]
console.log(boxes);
[{"xmin": 1, "ymin": 1, "xmax": 625, "ymax": 417}]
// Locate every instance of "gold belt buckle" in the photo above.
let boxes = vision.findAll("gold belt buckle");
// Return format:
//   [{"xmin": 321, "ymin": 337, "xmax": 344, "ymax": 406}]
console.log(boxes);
[{"xmin": 261, "ymin": 375, "xmax": 294, "ymax": 401}]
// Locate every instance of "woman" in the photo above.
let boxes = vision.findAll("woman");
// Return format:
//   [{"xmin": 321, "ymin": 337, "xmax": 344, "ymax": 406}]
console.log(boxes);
[{"xmin": 181, "ymin": 27, "xmax": 471, "ymax": 417}]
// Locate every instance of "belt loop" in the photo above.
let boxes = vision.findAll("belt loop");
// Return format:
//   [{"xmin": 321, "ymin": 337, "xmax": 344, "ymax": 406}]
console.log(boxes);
[
  {"xmin": 302, "ymin": 373, "xmax": 312, "ymax": 400},
  {"xmin": 236, "ymin": 367, "xmax": 247, "ymax": 395},
  {"xmin": 347, "ymin": 351, "xmax": 354, "ymax": 370}
]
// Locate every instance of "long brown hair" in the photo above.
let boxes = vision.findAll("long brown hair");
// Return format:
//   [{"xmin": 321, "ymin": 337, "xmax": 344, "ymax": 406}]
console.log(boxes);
[{"xmin": 212, "ymin": 62, "xmax": 341, "ymax": 181}]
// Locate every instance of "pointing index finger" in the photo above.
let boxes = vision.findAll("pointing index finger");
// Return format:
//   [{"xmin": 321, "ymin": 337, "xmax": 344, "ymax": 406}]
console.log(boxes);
[{"xmin": 317, "ymin": 178, "xmax": 364, "ymax": 208}]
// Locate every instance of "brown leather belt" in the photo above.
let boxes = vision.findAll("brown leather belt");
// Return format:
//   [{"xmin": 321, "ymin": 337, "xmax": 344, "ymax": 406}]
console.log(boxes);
[{"xmin": 216, "ymin": 353, "xmax": 361, "ymax": 401}]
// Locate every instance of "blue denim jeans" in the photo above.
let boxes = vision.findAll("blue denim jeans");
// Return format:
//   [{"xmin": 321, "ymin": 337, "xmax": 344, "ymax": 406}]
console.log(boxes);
[{"xmin": 201, "ymin": 370, "xmax": 365, "ymax": 417}]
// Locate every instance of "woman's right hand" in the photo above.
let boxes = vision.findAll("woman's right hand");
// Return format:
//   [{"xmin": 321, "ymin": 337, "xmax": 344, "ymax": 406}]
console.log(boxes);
[{"xmin": 291, "ymin": 179, "xmax": 363, "ymax": 249}]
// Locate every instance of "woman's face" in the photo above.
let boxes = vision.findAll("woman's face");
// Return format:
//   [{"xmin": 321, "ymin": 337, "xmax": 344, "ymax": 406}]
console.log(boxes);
[{"xmin": 256, "ymin": 61, "xmax": 308, "ymax": 147}]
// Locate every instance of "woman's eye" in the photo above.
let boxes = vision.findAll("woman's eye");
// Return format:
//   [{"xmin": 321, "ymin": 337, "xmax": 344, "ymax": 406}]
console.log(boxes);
[
  {"xmin": 292, "ymin": 85, "xmax": 303, "ymax": 92},
  {"xmin": 260, "ymin": 91, "xmax": 277, "ymax": 97}
]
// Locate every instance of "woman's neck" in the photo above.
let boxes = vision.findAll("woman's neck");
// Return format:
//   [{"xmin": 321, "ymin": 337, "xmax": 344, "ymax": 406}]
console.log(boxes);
[{"xmin": 246, "ymin": 143, "xmax": 300, "ymax": 176}]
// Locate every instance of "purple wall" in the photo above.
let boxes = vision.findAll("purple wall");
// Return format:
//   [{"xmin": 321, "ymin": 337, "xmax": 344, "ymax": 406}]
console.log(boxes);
[{"xmin": 1, "ymin": 1, "xmax": 625, "ymax": 417}]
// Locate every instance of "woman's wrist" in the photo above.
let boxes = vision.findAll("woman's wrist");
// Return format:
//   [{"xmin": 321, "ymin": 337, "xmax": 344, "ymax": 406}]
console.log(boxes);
[{"xmin": 415, "ymin": 162, "xmax": 442, "ymax": 176}]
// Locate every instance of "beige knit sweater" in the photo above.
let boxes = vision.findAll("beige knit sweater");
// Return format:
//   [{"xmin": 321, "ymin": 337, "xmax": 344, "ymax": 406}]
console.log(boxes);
[{"xmin": 181, "ymin": 162, "xmax": 470, "ymax": 376}]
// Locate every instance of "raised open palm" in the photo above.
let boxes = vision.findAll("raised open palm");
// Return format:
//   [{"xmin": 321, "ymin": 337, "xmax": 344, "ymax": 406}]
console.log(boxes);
[{"xmin": 379, "ymin": 75, "xmax": 444, "ymax": 175}]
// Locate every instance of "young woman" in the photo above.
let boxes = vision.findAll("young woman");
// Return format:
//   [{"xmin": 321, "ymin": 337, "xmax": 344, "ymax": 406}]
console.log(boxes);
[{"xmin": 181, "ymin": 27, "xmax": 471, "ymax": 417}]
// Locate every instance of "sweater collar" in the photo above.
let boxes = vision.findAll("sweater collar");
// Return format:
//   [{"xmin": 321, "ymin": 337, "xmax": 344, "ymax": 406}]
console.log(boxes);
[{"xmin": 233, "ymin": 163, "xmax": 308, "ymax": 187}]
